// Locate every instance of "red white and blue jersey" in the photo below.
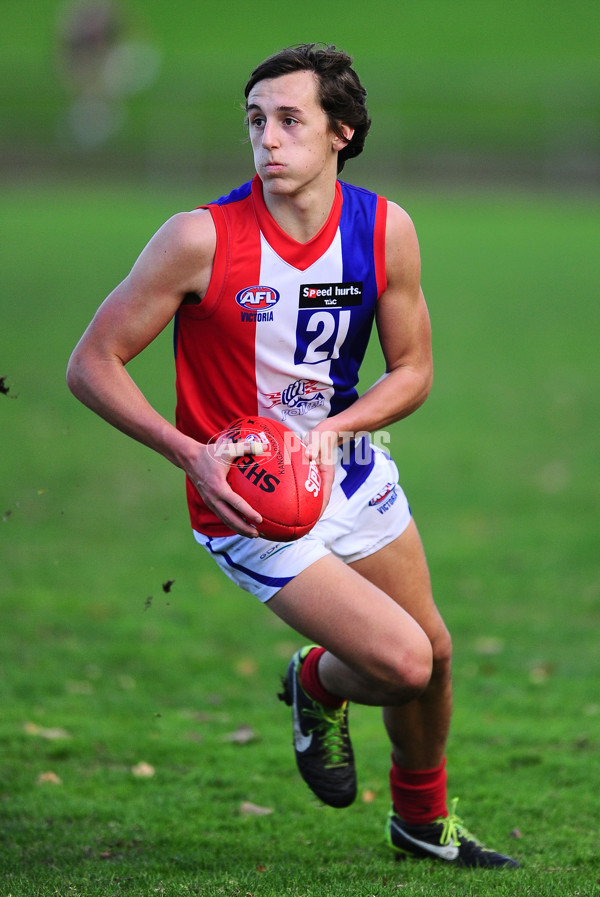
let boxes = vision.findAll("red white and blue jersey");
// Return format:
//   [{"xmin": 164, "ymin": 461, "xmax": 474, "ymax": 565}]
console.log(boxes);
[{"xmin": 174, "ymin": 174, "xmax": 388, "ymax": 535}]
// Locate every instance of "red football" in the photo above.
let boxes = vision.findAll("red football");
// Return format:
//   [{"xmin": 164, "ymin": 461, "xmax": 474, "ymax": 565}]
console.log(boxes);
[{"xmin": 223, "ymin": 416, "xmax": 323, "ymax": 541}]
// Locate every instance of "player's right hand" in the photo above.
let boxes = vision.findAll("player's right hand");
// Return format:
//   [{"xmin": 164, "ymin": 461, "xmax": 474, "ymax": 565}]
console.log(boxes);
[{"xmin": 188, "ymin": 441, "xmax": 263, "ymax": 538}]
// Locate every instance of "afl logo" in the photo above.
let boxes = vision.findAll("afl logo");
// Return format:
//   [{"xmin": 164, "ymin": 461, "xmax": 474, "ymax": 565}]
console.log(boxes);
[
  {"xmin": 369, "ymin": 482, "xmax": 397, "ymax": 507},
  {"xmin": 235, "ymin": 285, "xmax": 280, "ymax": 310}
]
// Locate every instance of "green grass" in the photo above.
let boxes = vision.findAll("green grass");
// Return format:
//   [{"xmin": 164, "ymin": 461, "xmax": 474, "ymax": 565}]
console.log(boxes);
[
  {"xmin": 1, "ymin": 177, "xmax": 599, "ymax": 896},
  {"xmin": 2, "ymin": 0, "xmax": 599, "ymax": 173}
]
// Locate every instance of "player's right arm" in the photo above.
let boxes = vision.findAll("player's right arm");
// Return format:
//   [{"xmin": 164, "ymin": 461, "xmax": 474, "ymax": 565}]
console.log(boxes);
[{"xmin": 66, "ymin": 210, "xmax": 262, "ymax": 537}]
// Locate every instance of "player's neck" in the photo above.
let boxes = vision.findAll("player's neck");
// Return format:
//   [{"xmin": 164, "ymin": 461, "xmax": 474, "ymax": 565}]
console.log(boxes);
[{"xmin": 262, "ymin": 181, "xmax": 337, "ymax": 244}]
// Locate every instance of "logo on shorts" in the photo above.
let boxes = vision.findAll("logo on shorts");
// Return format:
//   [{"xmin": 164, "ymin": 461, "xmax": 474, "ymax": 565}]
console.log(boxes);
[
  {"xmin": 235, "ymin": 285, "xmax": 279, "ymax": 322},
  {"xmin": 259, "ymin": 543, "xmax": 289, "ymax": 560},
  {"xmin": 368, "ymin": 482, "xmax": 398, "ymax": 514}
]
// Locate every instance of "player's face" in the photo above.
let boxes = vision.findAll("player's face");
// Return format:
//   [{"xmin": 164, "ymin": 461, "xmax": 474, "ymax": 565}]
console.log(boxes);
[{"xmin": 246, "ymin": 70, "xmax": 351, "ymax": 200}]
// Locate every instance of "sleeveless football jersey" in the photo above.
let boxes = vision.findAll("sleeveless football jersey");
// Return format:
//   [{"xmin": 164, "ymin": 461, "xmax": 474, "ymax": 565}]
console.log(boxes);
[{"xmin": 174, "ymin": 174, "xmax": 388, "ymax": 535}]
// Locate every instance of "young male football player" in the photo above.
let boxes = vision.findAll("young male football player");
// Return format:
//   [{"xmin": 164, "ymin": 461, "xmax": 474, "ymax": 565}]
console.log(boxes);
[{"xmin": 67, "ymin": 43, "xmax": 519, "ymax": 868}]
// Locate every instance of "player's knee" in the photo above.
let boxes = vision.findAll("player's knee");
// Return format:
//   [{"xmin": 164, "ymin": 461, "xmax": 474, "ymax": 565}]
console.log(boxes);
[
  {"xmin": 375, "ymin": 636, "xmax": 433, "ymax": 703},
  {"xmin": 400, "ymin": 640, "xmax": 434, "ymax": 698},
  {"xmin": 431, "ymin": 623, "xmax": 452, "ymax": 681}
]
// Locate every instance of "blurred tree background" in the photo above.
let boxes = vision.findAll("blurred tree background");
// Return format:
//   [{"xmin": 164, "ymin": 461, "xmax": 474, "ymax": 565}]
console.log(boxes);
[{"xmin": 2, "ymin": 0, "xmax": 599, "ymax": 192}]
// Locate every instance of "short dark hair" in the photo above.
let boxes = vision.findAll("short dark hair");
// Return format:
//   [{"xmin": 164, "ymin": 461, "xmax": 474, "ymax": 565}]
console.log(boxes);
[{"xmin": 244, "ymin": 43, "xmax": 371, "ymax": 173}]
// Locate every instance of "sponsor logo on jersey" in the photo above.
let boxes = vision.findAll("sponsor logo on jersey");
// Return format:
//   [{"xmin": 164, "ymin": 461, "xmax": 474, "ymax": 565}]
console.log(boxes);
[
  {"xmin": 299, "ymin": 281, "xmax": 363, "ymax": 308},
  {"xmin": 235, "ymin": 285, "xmax": 279, "ymax": 322},
  {"xmin": 263, "ymin": 378, "xmax": 326, "ymax": 419},
  {"xmin": 368, "ymin": 482, "xmax": 398, "ymax": 514}
]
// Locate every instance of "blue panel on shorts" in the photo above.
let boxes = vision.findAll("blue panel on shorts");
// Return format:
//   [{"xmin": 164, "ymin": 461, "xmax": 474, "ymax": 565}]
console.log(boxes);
[
  {"xmin": 340, "ymin": 435, "xmax": 375, "ymax": 498},
  {"xmin": 205, "ymin": 540, "xmax": 293, "ymax": 588}
]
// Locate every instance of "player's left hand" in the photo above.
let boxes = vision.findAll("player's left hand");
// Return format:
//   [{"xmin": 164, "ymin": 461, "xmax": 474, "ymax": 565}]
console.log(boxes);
[{"xmin": 304, "ymin": 426, "xmax": 337, "ymax": 516}]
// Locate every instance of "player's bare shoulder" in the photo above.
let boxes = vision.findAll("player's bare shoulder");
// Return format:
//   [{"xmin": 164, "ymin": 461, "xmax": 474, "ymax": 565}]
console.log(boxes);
[
  {"xmin": 160, "ymin": 207, "xmax": 216, "ymax": 256},
  {"xmin": 385, "ymin": 200, "xmax": 420, "ymax": 253},
  {"xmin": 384, "ymin": 200, "xmax": 421, "ymax": 290},
  {"xmin": 142, "ymin": 208, "xmax": 217, "ymax": 300}
]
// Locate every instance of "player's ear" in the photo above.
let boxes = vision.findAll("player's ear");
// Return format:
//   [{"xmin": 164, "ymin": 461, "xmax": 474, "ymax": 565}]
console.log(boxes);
[{"xmin": 332, "ymin": 124, "xmax": 354, "ymax": 151}]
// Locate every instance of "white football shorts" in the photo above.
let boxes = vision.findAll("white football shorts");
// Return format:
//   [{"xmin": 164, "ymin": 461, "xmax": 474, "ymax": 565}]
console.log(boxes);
[{"xmin": 193, "ymin": 445, "xmax": 412, "ymax": 603}]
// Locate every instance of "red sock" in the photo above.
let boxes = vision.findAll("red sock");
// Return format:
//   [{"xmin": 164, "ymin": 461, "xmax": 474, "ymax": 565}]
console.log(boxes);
[
  {"xmin": 299, "ymin": 646, "xmax": 345, "ymax": 709},
  {"xmin": 389, "ymin": 755, "xmax": 448, "ymax": 824}
]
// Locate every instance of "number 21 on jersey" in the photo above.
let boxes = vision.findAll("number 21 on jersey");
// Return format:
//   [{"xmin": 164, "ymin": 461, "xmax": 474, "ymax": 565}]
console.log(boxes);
[{"xmin": 295, "ymin": 310, "xmax": 351, "ymax": 365}]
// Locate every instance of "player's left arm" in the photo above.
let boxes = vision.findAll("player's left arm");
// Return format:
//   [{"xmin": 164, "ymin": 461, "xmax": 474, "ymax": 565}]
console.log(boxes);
[
  {"xmin": 311, "ymin": 200, "xmax": 433, "ymax": 444},
  {"xmin": 369, "ymin": 199, "xmax": 433, "ymax": 425}
]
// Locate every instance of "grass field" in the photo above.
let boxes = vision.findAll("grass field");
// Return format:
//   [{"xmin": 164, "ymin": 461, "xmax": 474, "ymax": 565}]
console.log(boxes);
[
  {"xmin": 3, "ymin": 0, "xmax": 599, "ymax": 180},
  {"xmin": 1, "ymin": 176, "xmax": 599, "ymax": 896}
]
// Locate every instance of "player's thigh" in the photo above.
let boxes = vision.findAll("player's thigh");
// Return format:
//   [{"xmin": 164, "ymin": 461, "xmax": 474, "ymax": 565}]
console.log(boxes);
[
  {"xmin": 349, "ymin": 518, "xmax": 450, "ymax": 653},
  {"xmin": 267, "ymin": 552, "xmax": 431, "ymax": 679}
]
